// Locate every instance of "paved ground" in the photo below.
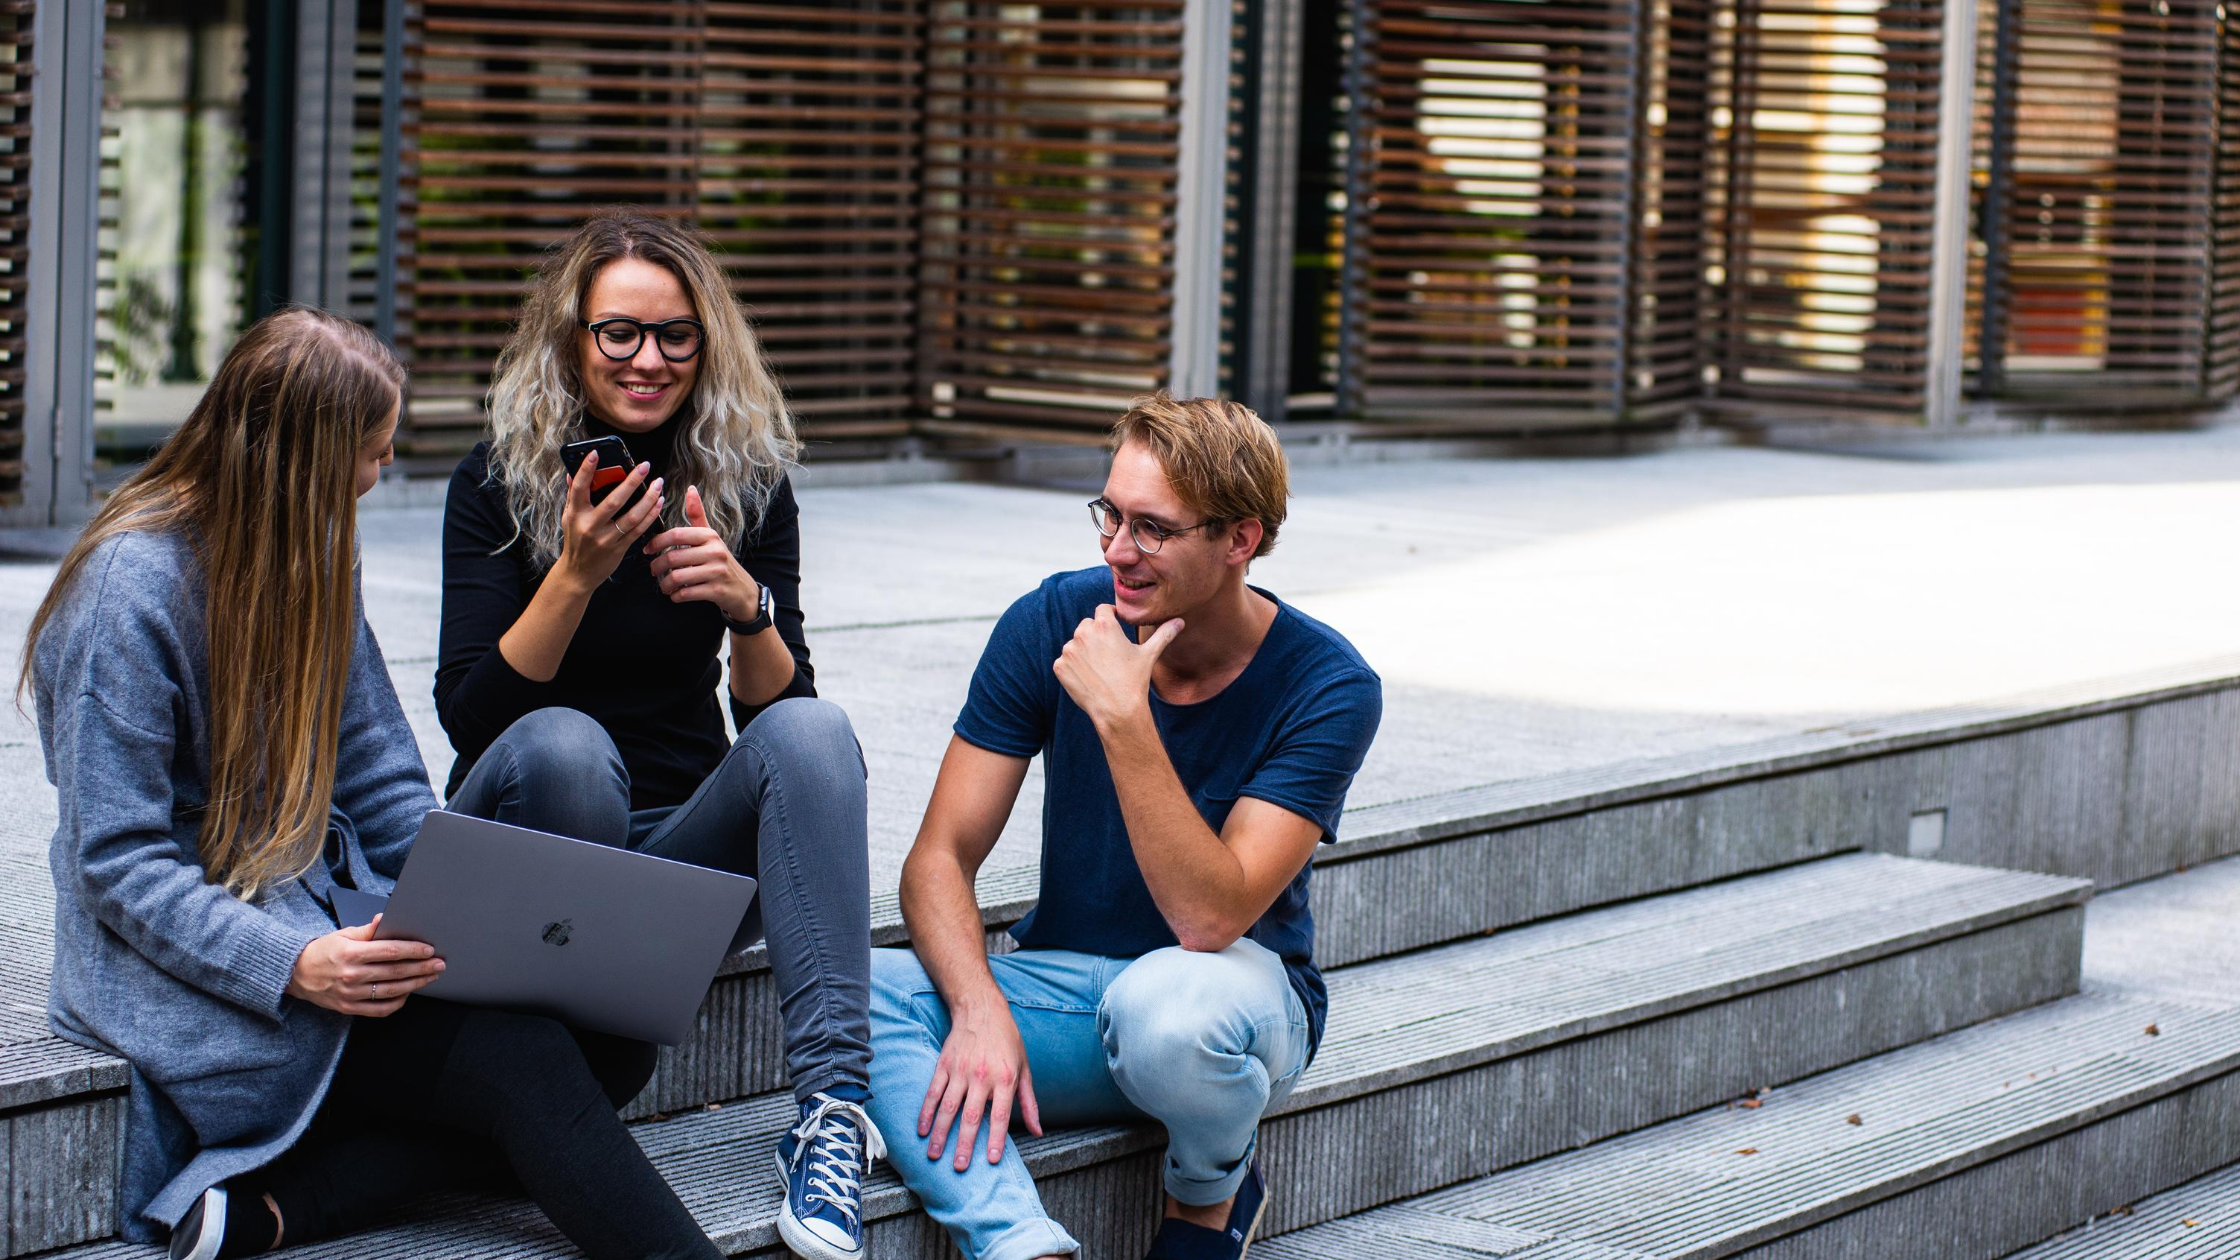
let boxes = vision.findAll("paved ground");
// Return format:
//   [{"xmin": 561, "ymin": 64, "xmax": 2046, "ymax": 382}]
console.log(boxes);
[{"xmin": 4, "ymin": 426, "xmax": 2240, "ymax": 894}]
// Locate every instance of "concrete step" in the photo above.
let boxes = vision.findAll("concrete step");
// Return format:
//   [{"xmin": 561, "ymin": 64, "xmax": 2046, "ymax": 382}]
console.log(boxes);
[
  {"xmin": 1999, "ymin": 1159, "xmax": 2240, "ymax": 1259},
  {"xmin": 1256, "ymin": 990, "xmax": 2240, "ymax": 1260},
  {"xmin": 22, "ymin": 854, "xmax": 2086, "ymax": 1258}
]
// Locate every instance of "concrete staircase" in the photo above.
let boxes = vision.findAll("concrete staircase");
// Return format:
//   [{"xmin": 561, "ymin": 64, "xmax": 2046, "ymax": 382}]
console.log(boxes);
[
  {"xmin": 7, "ymin": 670, "xmax": 2240, "ymax": 1258},
  {"xmin": 1255, "ymin": 834, "xmax": 2240, "ymax": 1260},
  {"xmin": 1256, "ymin": 993, "xmax": 2240, "ymax": 1259}
]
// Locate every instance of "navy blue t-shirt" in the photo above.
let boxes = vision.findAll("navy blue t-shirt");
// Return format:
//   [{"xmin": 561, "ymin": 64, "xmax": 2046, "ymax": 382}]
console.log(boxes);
[{"xmin": 955, "ymin": 566, "xmax": 1383, "ymax": 1059}]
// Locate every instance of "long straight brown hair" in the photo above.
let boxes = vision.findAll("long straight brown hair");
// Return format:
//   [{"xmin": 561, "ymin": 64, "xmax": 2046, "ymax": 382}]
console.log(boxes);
[{"xmin": 22, "ymin": 308, "xmax": 404, "ymax": 899}]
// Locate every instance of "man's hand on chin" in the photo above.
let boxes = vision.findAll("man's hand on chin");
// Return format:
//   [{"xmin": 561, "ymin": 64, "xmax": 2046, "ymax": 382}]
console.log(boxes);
[{"xmin": 1053, "ymin": 604, "xmax": 1182, "ymax": 733}]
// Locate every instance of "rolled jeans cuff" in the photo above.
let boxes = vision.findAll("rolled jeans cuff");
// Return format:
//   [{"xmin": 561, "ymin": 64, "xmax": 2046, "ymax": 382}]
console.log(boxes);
[
  {"xmin": 1165, "ymin": 1129, "xmax": 1259, "ymax": 1208},
  {"xmin": 975, "ymin": 1217, "xmax": 1081, "ymax": 1260}
]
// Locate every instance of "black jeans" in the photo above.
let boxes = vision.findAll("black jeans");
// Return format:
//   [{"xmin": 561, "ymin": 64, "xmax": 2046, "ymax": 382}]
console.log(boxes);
[{"xmin": 246, "ymin": 996, "xmax": 721, "ymax": 1260}]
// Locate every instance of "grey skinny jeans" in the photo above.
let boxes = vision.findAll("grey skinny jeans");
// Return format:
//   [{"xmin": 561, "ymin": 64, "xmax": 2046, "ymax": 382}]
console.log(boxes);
[{"xmin": 446, "ymin": 700, "xmax": 873, "ymax": 1100}]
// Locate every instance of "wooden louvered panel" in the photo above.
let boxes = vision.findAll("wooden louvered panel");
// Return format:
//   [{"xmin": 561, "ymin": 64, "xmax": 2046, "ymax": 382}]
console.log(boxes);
[
  {"xmin": 1706, "ymin": 0, "xmax": 1943, "ymax": 413},
  {"xmin": 1974, "ymin": 0, "xmax": 2218, "ymax": 401},
  {"xmin": 2208, "ymin": 6, "xmax": 2240, "ymax": 398},
  {"xmin": 1629, "ymin": 0, "xmax": 1713, "ymax": 411},
  {"xmin": 401, "ymin": 1, "xmax": 924, "ymax": 459},
  {"xmin": 1344, "ymin": 0, "xmax": 1642, "ymax": 425},
  {"xmin": 0, "ymin": 1, "xmax": 26, "ymax": 503},
  {"xmin": 2096, "ymin": 0, "xmax": 2217, "ymax": 388},
  {"xmin": 699, "ymin": 2, "xmax": 921, "ymax": 434},
  {"xmin": 401, "ymin": 2, "xmax": 703, "ymax": 462},
  {"xmin": 917, "ymin": 3, "xmax": 1182, "ymax": 431},
  {"xmin": 351, "ymin": 7, "xmax": 388, "ymax": 328}
]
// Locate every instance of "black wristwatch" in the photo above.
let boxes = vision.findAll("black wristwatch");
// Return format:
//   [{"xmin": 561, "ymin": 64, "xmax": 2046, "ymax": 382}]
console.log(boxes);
[{"xmin": 725, "ymin": 583, "xmax": 774, "ymax": 637}]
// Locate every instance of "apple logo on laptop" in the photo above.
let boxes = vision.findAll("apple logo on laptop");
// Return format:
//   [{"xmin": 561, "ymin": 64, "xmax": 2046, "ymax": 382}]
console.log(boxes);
[{"xmin": 541, "ymin": 919, "xmax": 572, "ymax": 948}]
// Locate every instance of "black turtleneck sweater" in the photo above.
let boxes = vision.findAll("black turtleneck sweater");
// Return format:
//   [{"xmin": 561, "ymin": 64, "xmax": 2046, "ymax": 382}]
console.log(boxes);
[{"xmin": 434, "ymin": 416, "xmax": 815, "ymax": 810}]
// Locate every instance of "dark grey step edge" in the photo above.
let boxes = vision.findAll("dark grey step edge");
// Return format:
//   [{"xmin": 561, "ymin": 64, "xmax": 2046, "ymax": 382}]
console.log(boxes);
[
  {"xmin": 2000, "ymin": 1157, "xmax": 2240, "ymax": 1259},
  {"xmin": 1731, "ymin": 1068, "xmax": 2240, "ymax": 1260},
  {"xmin": 1330, "ymin": 656, "xmax": 2240, "ymax": 861}
]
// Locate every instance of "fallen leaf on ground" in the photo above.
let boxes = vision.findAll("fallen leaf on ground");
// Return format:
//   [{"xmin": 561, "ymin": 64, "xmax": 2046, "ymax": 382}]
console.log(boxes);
[
  {"xmin": 2146, "ymin": 1024, "xmax": 2161, "ymax": 1036},
  {"xmin": 1736, "ymin": 1098, "xmax": 1762, "ymax": 1109},
  {"xmin": 1846, "ymin": 1114, "xmax": 1863, "ymax": 1126},
  {"xmin": 1735, "ymin": 1148, "xmax": 1759, "ymax": 1155}
]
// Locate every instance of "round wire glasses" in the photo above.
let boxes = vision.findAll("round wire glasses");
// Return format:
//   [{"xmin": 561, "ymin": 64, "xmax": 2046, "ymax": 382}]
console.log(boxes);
[{"xmin": 1087, "ymin": 497, "xmax": 1211, "ymax": 554}]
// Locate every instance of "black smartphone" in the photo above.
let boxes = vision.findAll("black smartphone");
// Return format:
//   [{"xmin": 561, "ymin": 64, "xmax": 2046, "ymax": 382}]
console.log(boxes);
[{"xmin": 560, "ymin": 435, "xmax": 635, "ymax": 502}]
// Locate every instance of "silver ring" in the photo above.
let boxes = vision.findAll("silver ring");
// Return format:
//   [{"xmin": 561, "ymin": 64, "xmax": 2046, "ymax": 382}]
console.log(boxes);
[{"xmin": 370, "ymin": 982, "xmax": 380, "ymax": 999}]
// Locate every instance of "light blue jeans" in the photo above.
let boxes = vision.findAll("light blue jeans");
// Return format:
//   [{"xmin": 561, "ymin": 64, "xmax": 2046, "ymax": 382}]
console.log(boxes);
[{"xmin": 867, "ymin": 940, "xmax": 1312, "ymax": 1260}]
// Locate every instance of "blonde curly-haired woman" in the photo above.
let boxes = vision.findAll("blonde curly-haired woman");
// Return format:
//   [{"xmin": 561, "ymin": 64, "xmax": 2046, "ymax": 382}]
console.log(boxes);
[
  {"xmin": 434, "ymin": 210, "xmax": 877, "ymax": 1260},
  {"xmin": 28, "ymin": 308, "xmax": 725, "ymax": 1260}
]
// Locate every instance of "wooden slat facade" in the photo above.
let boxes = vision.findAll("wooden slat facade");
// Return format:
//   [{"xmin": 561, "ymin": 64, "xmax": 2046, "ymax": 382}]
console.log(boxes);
[
  {"xmin": 1704, "ymin": 0, "xmax": 1944, "ymax": 413},
  {"xmin": 1969, "ymin": 0, "xmax": 2221, "ymax": 404},
  {"xmin": 400, "ymin": 1, "xmax": 702, "ymax": 461},
  {"xmin": 914, "ymin": 2, "xmax": 1184, "ymax": 433},
  {"xmin": 2208, "ymin": 3, "xmax": 2240, "ymax": 398},
  {"xmin": 1341, "ymin": 0, "xmax": 1646, "ymax": 425},
  {"xmin": 699, "ymin": 1, "xmax": 923, "ymax": 437},
  {"xmin": 396, "ymin": 1, "xmax": 1180, "ymax": 454},
  {"xmin": 0, "ymin": 1, "xmax": 28, "ymax": 504},
  {"xmin": 400, "ymin": 0, "xmax": 925, "ymax": 460},
  {"xmin": 1336, "ymin": 0, "xmax": 1954, "ymax": 427}
]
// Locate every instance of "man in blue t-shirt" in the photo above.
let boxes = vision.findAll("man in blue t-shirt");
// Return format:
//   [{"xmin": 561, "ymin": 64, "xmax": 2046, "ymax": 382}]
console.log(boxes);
[{"xmin": 864, "ymin": 394, "xmax": 1382, "ymax": 1260}]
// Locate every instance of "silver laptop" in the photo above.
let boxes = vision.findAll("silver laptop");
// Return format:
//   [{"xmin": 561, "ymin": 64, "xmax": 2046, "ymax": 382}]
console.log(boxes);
[{"xmin": 330, "ymin": 811, "xmax": 757, "ymax": 1045}]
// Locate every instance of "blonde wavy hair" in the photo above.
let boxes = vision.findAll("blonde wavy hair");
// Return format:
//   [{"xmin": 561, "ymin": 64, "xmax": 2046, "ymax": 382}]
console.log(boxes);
[
  {"xmin": 485, "ymin": 210, "xmax": 798, "ymax": 569},
  {"xmin": 22, "ymin": 308, "xmax": 403, "ymax": 900}
]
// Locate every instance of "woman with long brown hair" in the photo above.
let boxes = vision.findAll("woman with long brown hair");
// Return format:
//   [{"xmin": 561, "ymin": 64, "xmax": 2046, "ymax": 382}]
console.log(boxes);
[
  {"xmin": 434, "ymin": 210, "xmax": 877, "ymax": 1260},
  {"xmin": 27, "ymin": 307, "xmax": 724, "ymax": 1260}
]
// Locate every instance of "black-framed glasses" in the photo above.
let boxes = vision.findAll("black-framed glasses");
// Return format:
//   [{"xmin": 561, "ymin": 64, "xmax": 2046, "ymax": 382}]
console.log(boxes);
[
  {"xmin": 1088, "ymin": 498, "xmax": 1212, "ymax": 555},
  {"xmin": 581, "ymin": 317, "xmax": 705, "ymax": 362}
]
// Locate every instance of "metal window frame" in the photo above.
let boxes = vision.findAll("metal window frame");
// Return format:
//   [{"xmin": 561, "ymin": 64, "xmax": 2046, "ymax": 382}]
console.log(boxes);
[
  {"xmin": 1227, "ymin": 0, "xmax": 1305, "ymax": 423},
  {"xmin": 1924, "ymin": 0, "xmax": 1979, "ymax": 428},
  {"xmin": 1170, "ymin": 0, "xmax": 1234, "ymax": 401},
  {"xmin": 18, "ymin": 0, "xmax": 103, "ymax": 527},
  {"xmin": 291, "ymin": 0, "xmax": 361, "ymax": 312}
]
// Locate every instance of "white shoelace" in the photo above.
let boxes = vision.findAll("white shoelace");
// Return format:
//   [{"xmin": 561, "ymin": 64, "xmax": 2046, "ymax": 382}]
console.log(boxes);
[{"xmin": 788, "ymin": 1095, "xmax": 887, "ymax": 1226}]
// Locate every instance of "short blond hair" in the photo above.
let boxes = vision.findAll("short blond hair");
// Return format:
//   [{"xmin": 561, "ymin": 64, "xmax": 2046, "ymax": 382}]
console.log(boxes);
[{"xmin": 1110, "ymin": 392, "xmax": 1288, "ymax": 558}]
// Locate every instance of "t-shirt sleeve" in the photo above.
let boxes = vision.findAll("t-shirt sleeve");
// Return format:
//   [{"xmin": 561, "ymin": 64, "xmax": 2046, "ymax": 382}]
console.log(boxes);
[
  {"xmin": 1238, "ymin": 668, "xmax": 1383, "ymax": 843},
  {"xmin": 953, "ymin": 585, "xmax": 1058, "ymax": 759}
]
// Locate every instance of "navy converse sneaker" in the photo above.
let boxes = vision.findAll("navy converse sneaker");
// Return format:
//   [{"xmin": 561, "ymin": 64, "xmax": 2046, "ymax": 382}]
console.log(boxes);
[
  {"xmin": 774, "ymin": 1091, "xmax": 885, "ymax": 1260},
  {"xmin": 1143, "ymin": 1160, "xmax": 1268, "ymax": 1260}
]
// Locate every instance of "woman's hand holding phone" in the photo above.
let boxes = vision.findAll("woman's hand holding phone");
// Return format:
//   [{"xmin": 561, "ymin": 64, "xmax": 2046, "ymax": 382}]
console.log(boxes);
[{"xmin": 556, "ymin": 451, "xmax": 664, "ymax": 590}]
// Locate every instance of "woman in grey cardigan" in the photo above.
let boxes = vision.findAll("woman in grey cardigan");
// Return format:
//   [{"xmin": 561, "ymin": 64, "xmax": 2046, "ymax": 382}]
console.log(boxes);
[{"xmin": 26, "ymin": 309, "xmax": 723, "ymax": 1260}]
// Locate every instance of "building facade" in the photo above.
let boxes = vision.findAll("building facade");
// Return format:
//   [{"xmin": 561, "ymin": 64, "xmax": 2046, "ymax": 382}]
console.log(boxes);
[{"xmin": 8, "ymin": 0, "xmax": 2237, "ymax": 523}]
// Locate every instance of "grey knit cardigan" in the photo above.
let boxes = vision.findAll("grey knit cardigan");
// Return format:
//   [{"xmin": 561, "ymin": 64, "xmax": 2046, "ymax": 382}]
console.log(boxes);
[{"xmin": 34, "ymin": 528, "xmax": 436, "ymax": 1241}]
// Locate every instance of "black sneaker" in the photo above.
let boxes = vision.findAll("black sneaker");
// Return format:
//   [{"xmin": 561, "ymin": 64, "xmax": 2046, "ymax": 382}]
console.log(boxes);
[
  {"xmin": 168, "ymin": 1186, "xmax": 228, "ymax": 1260},
  {"xmin": 1144, "ymin": 1161, "xmax": 1268, "ymax": 1260}
]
